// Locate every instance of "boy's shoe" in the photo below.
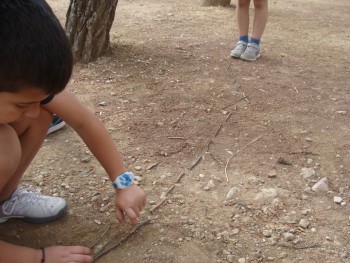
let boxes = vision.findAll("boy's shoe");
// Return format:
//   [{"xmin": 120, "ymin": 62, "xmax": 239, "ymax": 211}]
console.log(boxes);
[
  {"xmin": 47, "ymin": 115, "xmax": 66, "ymax": 134},
  {"xmin": 0, "ymin": 188, "xmax": 67, "ymax": 224},
  {"xmin": 240, "ymin": 42, "xmax": 261, "ymax": 61},
  {"xmin": 230, "ymin": 40, "xmax": 248, "ymax": 58}
]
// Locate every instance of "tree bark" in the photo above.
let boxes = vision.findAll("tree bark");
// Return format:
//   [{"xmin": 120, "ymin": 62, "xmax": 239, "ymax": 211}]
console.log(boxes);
[
  {"xmin": 65, "ymin": 0, "xmax": 119, "ymax": 63},
  {"xmin": 201, "ymin": 0, "xmax": 232, "ymax": 7}
]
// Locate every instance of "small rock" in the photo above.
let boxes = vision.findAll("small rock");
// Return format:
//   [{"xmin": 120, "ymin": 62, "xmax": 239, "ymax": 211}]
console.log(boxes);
[
  {"xmin": 254, "ymin": 188, "xmax": 278, "ymax": 200},
  {"xmin": 204, "ymin": 180, "xmax": 215, "ymax": 191},
  {"xmin": 263, "ymin": 229, "xmax": 272, "ymax": 237},
  {"xmin": 300, "ymin": 167, "xmax": 315, "ymax": 179},
  {"xmin": 311, "ymin": 177, "xmax": 329, "ymax": 192},
  {"xmin": 94, "ymin": 220, "xmax": 102, "ymax": 225},
  {"xmin": 203, "ymin": 186, "xmax": 211, "ymax": 191},
  {"xmin": 333, "ymin": 196, "xmax": 343, "ymax": 204},
  {"xmin": 278, "ymin": 252, "xmax": 288, "ymax": 259},
  {"xmin": 267, "ymin": 170, "xmax": 277, "ymax": 178},
  {"xmin": 238, "ymin": 258, "xmax": 246, "ymax": 263},
  {"xmin": 226, "ymin": 187, "xmax": 240, "ymax": 200},
  {"xmin": 299, "ymin": 219, "xmax": 310, "ymax": 229},
  {"xmin": 283, "ymin": 232, "xmax": 295, "ymax": 241},
  {"xmin": 99, "ymin": 101, "xmax": 108, "ymax": 106},
  {"xmin": 134, "ymin": 165, "xmax": 142, "ymax": 171},
  {"xmin": 81, "ymin": 156, "xmax": 91, "ymax": 163},
  {"xmin": 227, "ymin": 255, "xmax": 234, "ymax": 263}
]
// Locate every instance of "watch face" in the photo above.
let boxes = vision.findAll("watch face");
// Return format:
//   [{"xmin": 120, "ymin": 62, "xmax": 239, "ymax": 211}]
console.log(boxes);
[{"xmin": 118, "ymin": 173, "xmax": 133, "ymax": 187}]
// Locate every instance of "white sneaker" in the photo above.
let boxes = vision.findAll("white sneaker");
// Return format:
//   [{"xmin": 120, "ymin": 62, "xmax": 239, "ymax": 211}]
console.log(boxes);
[
  {"xmin": 230, "ymin": 40, "xmax": 248, "ymax": 58},
  {"xmin": 47, "ymin": 115, "xmax": 66, "ymax": 135},
  {"xmin": 0, "ymin": 188, "xmax": 67, "ymax": 224},
  {"xmin": 240, "ymin": 42, "xmax": 261, "ymax": 61}
]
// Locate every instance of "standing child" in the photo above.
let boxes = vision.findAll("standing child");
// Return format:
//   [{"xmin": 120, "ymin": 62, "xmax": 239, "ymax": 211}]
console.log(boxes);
[
  {"xmin": 230, "ymin": 0, "xmax": 268, "ymax": 61},
  {"xmin": 0, "ymin": 0, "xmax": 146, "ymax": 262}
]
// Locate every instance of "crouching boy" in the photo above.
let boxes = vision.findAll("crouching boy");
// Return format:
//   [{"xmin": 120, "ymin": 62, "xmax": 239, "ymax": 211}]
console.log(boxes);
[{"xmin": 0, "ymin": 0, "xmax": 146, "ymax": 262}]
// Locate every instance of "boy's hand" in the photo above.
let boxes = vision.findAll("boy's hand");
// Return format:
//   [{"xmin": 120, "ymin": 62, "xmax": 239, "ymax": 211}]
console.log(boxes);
[
  {"xmin": 114, "ymin": 185, "xmax": 146, "ymax": 225},
  {"xmin": 44, "ymin": 246, "xmax": 92, "ymax": 263}
]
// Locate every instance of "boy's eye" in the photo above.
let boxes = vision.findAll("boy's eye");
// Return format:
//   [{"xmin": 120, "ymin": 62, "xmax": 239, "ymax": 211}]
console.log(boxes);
[{"xmin": 16, "ymin": 104, "xmax": 30, "ymax": 108}]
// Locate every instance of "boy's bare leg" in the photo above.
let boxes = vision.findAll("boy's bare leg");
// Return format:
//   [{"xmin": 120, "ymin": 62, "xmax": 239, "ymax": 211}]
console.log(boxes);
[
  {"xmin": 251, "ymin": 0, "xmax": 268, "ymax": 40},
  {"xmin": 0, "ymin": 109, "xmax": 52, "ymax": 202},
  {"xmin": 236, "ymin": 0, "xmax": 251, "ymax": 37}
]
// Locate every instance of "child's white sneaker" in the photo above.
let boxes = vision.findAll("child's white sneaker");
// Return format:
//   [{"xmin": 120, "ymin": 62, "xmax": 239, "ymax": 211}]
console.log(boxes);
[
  {"xmin": 230, "ymin": 40, "xmax": 248, "ymax": 58},
  {"xmin": 47, "ymin": 115, "xmax": 66, "ymax": 135},
  {"xmin": 0, "ymin": 188, "xmax": 67, "ymax": 224},
  {"xmin": 240, "ymin": 42, "xmax": 261, "ymax": 61}
]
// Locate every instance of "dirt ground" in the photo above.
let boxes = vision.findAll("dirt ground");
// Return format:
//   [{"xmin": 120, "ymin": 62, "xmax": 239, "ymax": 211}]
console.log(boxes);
[{"xmin": 1, "ymin": 0, "xmax": 349, "ymax": 262}]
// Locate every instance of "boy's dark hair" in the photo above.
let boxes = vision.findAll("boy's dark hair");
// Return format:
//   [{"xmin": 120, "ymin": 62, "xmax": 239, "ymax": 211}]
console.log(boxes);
[{"xmin": 0, "ymin": 0, "xmax": 73, "ymax": 94}]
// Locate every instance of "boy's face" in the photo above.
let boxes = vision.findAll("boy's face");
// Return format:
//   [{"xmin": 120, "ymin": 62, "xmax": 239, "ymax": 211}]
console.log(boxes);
[{"xmin": 0, "ymin": 87, "xmax": 49, "ymax": 124}]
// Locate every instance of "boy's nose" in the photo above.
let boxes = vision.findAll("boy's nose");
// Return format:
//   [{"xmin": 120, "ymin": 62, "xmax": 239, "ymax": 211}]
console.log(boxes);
[{"xmin": 23, "ymin": 103, "xmax": 41, "ymax": 118}]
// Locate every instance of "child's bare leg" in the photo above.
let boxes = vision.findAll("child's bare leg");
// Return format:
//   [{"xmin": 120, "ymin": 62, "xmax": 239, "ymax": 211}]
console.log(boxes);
[
  {"xmin": 236, "ymin": 0, "xmax": 251, "ymax": 37},
  {"xmin": 251, "ymin": 0, "xmax": 268, "ymax": 40},
  {"xmin": 0, "ymin": 109, "xmax": 52, "ymax": 202}
]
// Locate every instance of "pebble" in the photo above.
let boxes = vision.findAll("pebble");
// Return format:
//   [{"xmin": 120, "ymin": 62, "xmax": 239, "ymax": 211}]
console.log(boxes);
[
  {"xmin": 267, "ymin": 170, "xmax": 277, "ymax": 178},
  {"xmin": 134, "ymin": 166, "xmax": 142, "ymax": 171},
  {"xmin": 333, "ymin": 196, "xmax": 343, "ymax": 204},
  {"xmin": 263, "ymin": 229, "xmax": 272, "ymax": 237},
  {"xmin": 81, "ymin": 156, "xmax": 91, "ymax": 163},
  {"xmin": 99, "ymin": 102, "xmax": 108, "ymax": 106},
  {"xmin": 226, "ymin": 187, "xmax": 240, "ymax": 200},
  {"xmin": 283, "ymin": 232, "xmax": 295, "ymax": 241},
  {"xmin": 204, "ymin": 180, "xmax": 215, "ymax": 191},
  {"xmin": 94, "ymin": 220, "xmax": 102, "ymax": 225},
  {"xmin": 227, "ymin": 255, "xmax": 234, "ymax": 263},
  {"xmin": 300, "ymin": 167, "xmax": 316, "ymax": 179},
  {"xmin": 311, "ymin": 177, "xmax": 329, "ymax": 192},
  {"xmin": 299, "ymin": 219, "xmax": 310, "ymax": 229},
  {"xmin": 238, "ymin": 258, "xmax": 246, "ymax": 263},
  {"xmin": 254, "ymin": 188, "xmax": 278, "ymax": 200}
]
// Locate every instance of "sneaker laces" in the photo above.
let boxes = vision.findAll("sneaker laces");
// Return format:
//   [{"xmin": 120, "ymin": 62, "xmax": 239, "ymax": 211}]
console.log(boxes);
[{"xmin": 2, "ymin": 189, "xmax": 41, "ymax": 216}]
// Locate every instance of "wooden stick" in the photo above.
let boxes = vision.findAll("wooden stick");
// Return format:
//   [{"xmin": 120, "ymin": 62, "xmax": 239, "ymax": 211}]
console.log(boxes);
[
  {"xmin": 150, "ymin": 198, "xmax": 166, "ymax": 214},
  {"xmin": 189, "ymin": 156, "xmax": 203, "ymax": 170},
  {"xmin": 175, "ymin": 172, "xmax": 185, "ymax": 183},
  {"xmin": 214, "ymin": 124, "xmax": 223, "ymax": 137},
  {"xmin": 149, "ymin": 171, "xmax": 185, "ymax": 214},
  {"xmin": 93, "ymin": 220, "xmax": 151, "ymax": 261},
  {"xmin": 90, "ymin": 225, "xmax": 110, "ymax": 249}
]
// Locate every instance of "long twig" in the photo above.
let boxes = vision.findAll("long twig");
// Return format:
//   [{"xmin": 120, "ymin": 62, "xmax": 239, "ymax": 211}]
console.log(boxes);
[
  {"xmin": 93, "ymin": 220, "xmax": 151, "ymax": 262},
  {"xmin": 279, "ymin": 243, "xmax": 320, "ymax": 250},
  {"xmin": 149, "ymin": 172, "xmax": 185, "ymax": 214},
  {"xmin": 150, "ymin": 198, "xmax": 167, "ymax": 214},
  {"xmin": 224, "ymin": 136, "xmax": 262, "ymax": 181},
  {"xmin": 89, "ymin": 225, "xmax": 110, "ymax": 249},
  {"xmin": 189, "ymin": 156, "xmax": 203, "ymax": 170}
]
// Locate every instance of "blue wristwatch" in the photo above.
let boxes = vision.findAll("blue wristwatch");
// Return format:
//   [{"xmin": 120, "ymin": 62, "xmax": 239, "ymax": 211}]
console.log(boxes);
[{"xmin": 112, "ymin": 172, "xmax": 135, "ymax": 189}]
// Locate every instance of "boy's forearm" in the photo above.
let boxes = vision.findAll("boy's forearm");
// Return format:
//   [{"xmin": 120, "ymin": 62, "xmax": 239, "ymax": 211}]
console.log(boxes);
[
  {"xmin": 0, "ymin": 241, "xmax": 41, "ymax": 263},
  {"xmin": 75, "ymin": 114, "xmax": 127, "ymax": 181}
]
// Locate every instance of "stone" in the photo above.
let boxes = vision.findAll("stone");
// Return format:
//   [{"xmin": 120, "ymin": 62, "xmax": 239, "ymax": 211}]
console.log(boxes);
[
  {"xmin": 333, "ymin": 196, "xmax": 343, "ymax": 204},
  {"xmin": 312, "ymin": 177, "xmax": 329, "ymax": 192},
  {"xmin": 283, "ymin": 232, "xmax": 295, "ymax": 241},
  {"xmin": 226, "ymin": 187, "xmax": 240, "ymax": 200},
  {"xmin": 254, "ymin": 188, "xmax": 278, "ymax": 200},
  {"xmin": 299, "ymin": 219, "xmax": 310, "ymax": 229},
  {"xmin": 300, "ymin": 167, "xmax": 315, "ymax": 179}
]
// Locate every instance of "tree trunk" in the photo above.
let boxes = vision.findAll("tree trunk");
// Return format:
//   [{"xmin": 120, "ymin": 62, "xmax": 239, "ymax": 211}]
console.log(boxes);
[
  {"xmin": 201, "ymin": 0, "xmax": 232, "ymax": 7},
  {"xmin": 65, "ymin": 0, "xmax": 119, "ymax": 63}
]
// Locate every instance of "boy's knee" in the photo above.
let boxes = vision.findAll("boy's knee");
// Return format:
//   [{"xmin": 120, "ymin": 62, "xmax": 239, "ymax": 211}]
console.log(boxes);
[
  {"xmin": 253, "ymin": 0, "xmax": 268, "ymax": 9},
  {"xmin": 237, "ymin": 0, "xmax": 250, "ymax": 8},
  {"xmin": 0, "ymin": 125, "xmax": 21, "ymax": 185}
]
